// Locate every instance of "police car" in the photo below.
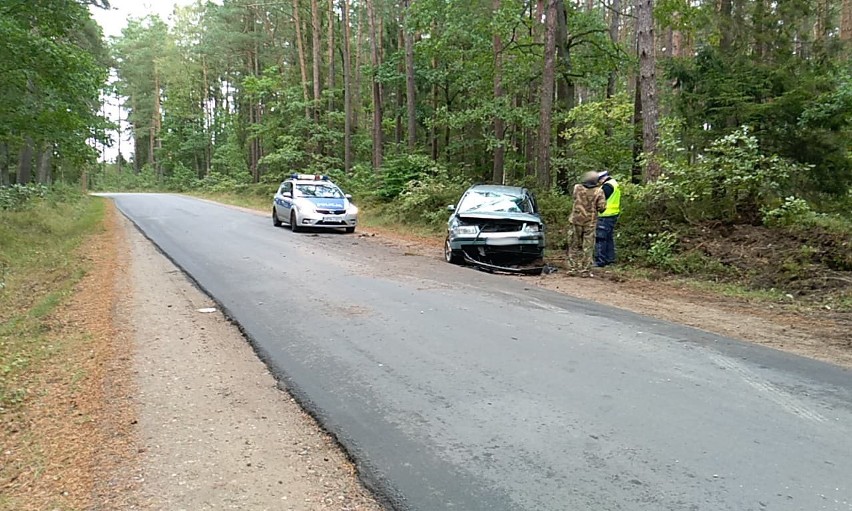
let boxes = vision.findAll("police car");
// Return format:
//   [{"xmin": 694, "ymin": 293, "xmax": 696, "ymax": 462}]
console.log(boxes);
[{"xmin": 272, "ymin": 174, "xmax": 358, "ymax": 233}]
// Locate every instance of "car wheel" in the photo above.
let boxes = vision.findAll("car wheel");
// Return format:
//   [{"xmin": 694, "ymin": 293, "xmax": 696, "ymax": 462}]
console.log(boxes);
[
  {"xmin": 344, "ymin": 226, "xmax": 355, "ymax": 234},
  {"xmin": 444, "ymin": 237, "xmax": 464, "ymax": 265},
  {"xmin": 272, "ymin": 208, "xmax": 282, "ymax": 227},
  {"xmin": 290, "ymin": 211, "xmax": 301, "ymax": 232}
]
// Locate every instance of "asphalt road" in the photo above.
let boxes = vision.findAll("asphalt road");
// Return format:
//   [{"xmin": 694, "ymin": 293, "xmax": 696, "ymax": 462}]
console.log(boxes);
[{"xmin": 108, "ymin": 193, "xmax": 852, "ymax": 511}]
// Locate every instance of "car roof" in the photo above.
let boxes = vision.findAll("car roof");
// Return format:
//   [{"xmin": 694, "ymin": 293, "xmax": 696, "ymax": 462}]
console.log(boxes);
[{"xmin": 466, "ymin": 184, "xmax": 528, "ymax": 195}]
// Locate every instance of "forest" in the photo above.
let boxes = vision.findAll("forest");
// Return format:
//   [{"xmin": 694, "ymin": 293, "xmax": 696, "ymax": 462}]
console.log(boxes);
[{"xmin": 2, "ymin": 0, "xmax": 851, "ymax": 303}]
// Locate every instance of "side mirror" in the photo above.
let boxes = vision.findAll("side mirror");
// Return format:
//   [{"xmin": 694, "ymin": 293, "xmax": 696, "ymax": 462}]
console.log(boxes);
[
  {"xmin": 446, "ymin": 204, "xmax": 455, "ymax": 212},
  {"xmin": 345, "ymin": 194, "xmax": 352, "ymax": 200}
]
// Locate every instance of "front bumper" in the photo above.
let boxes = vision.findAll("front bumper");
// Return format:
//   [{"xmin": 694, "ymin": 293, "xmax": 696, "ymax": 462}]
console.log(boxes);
[
  {"xmin": 449, "ymin": 232, "xmax": 545, "ymax": 265},
  {"xmin": 299, "ymin": 211, "xmax": 358, "ymax": 228}
]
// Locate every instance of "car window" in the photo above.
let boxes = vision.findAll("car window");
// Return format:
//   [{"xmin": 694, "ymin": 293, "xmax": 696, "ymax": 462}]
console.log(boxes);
[
  {"xmin": 280, "ymin": 182, "xmax": 293, "ymax": 195},
  {"xmin": 295, "ymin": 183, "xmax": 343, "ymax": 199},
  {"xmin": 458, "ymin": 190, "xmax": 533, "ymax": 214}
]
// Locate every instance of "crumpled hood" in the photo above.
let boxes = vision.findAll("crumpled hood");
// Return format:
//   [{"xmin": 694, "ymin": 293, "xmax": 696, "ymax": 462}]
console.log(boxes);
[
  {"xmin": 457, "ymin": 211, "xmax": 542, "ymax": 224},
  {"xmin": 299, "ymin": 197, "xmax": 348, "ymax": 210}
]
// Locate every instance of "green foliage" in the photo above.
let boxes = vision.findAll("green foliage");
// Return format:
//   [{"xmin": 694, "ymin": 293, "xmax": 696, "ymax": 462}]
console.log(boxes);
[
  {"xmin": 656, "ymin": 127, "xmax": 808, "ymax": 223},
  {"xmin": 91, "ymin": 166, "xmax": 161, "ymax": 192},
  {"xmin": 761, "ymin": 196, "xmax": 815, "ymax": 227},
  {"xmin": 561, "ymin": 94, "xmax": 634, "ymax": 177},
  {"xmin": 0, "ymin": 184, "xmax": 48, "ymax": 211},
  {"xmin": 376, "ymin": 154, "xmax": 449, "ymax": 201},
  {"xmin": 165, "ymin": 163, "xmax": 199, "ymax": 192},
  {"xmin": 646, "ymin": 231, "xmax": 678, "ymax": 268},
  {"xmin": 386, "ymin": 171, "xmax": 470, "ymax": 229}
]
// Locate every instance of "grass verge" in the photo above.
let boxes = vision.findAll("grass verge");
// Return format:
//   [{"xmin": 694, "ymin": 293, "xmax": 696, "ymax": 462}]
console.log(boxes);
[{"xmin": 0, "ymin": 194, "xmax": 110, "ymax": 511}]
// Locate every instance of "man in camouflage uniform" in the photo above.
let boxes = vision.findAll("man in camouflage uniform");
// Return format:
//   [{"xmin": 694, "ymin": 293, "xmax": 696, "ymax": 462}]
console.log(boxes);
[{"xmin": 568, "ymin": 171, "xmax": 607, "ymax": 275}]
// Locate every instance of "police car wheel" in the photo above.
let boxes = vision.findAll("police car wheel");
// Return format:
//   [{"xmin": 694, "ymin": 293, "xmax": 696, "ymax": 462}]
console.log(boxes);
[
  {"xmin": 290, "ymin": 211, "xmax": 301, "ymax": 232},
  {"xmin": 272, "ymin": 208, "xmax": 282, "ymax": 227},
  {"xmin": 345, "ymin": 227, "xmax": 355, "ymax": 234}
]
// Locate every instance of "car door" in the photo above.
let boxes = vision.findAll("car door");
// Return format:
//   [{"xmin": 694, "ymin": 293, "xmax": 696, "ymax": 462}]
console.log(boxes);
[{"xmin": 278, "ymin": 182, "xmax": 294, "ymax": 219}]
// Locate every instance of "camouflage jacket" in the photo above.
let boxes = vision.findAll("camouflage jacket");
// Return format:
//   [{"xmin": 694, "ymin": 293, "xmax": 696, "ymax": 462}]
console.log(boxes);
[{"xmin": 569, "ymin": 184, "xmax": 606, "ymax": 226}]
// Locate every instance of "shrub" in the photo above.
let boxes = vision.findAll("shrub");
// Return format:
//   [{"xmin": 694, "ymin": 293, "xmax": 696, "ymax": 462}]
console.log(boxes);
[
  {"xmin": 656, "ymin": 126, "xmax": 809, "ymax": 223},
  {"xmin": 761, "ymin": 196, "xmax": 816, "ymax": 227},
  {"xmin": 0, "ymin": 184, "xmax": 48, "ymax": 211},
  {"xmin": 386, "ymin": 171, "xmax": 469, "ymax": 229}
]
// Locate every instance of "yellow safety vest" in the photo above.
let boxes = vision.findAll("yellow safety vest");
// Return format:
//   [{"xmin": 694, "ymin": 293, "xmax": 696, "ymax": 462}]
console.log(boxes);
[{"xmin": 601, "ymin": 178, "xmax": 621, "ymax": 217}]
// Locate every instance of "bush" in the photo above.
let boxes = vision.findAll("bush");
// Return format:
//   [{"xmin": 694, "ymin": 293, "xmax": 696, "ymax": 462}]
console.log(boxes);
[
  {"xmin": 165, "ymin": 163, "xmax": 199, "ymax": 192},
  {"xmin": 0, "ymin": 184, "xmax": 48, "ymax": 211},
  {"xmin": 656, "ymin": 126, "xmax": 809, "ymax": 223},
  {"xmin": 385, "ymin": 171, "xmax": 469, "ymax": 229},
  {"xmin": 761, "ymin": 196, "xmax": 816, "ymax": 227}
]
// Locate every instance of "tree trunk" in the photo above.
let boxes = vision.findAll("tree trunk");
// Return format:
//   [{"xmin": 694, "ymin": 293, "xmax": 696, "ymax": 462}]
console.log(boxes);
[
  {"xmin": 636, "ymin": 0, "xmax": 660, "ymax": 182},
  {"xmin": 630, "ymin": 71, "xmax": 642, "ymax": 183},
  {"xmin": 17, "ymin": 138, "xmax": 34, "ymax": 184},
  {"xmin": 395, "ymin": 28, "xmax": 404, "ymax": 145},
  {"xmin": 536, "ymin": 0, "xmax": 558, "ymax": 189},
  {"xmin": 492, "ymin": 0, "xmax": 505, "ymax": 185},
  {"xmin": 842, "ymin": 0, "xmax": 852, "ymax": 41},
  {"xmin": 342, "ymin": 0, "xmax": 354, "ymax": 172},
  {"xmin": 311, "ymin": 0, "xmax": 322, "ymax": 122},
  {"xmin": 353, "ymin": 3, "xmax": 363, "ymax": 130},
  {"xmin": 403, "ymin": 0, "xmax": 417, "ymax": 151},
  {"xmin": 719, "ymin": 0, "xmax": 733, "ymax": 51},
  {"xmin": 606, "ymin": 0, "xmax": 621, "ymax": 98},
  {"xmin": 366, "ymin": 0, "xmax": 384, "ymax": 169},
  {"xmin": 554, "ymin": 0, "xmax": 573, "ymax": 188},
  {"xmin": 0, "ymin": 143, "xmax": 9, "ymax": 186},
  {"xmin": 202, "ymin": 55, "xmax": 211, "ymax": 176},
  {"xmin": 293, "ymin": 0, "xmax": 311, "ymax": 120},
  {"xmin": 327, "ymin": 0, "xmax": 336, "ymax": 114},
  {"xmin": 152, "ymin": 66, "xmax": 162, "ymax": 176},
  {"xmin": 36, "ymin": 144, "xmax": 52, "ymax": 184},
  {"xmin": 430, "ymin": 54, "xmax": 439, "ymax": 160}
]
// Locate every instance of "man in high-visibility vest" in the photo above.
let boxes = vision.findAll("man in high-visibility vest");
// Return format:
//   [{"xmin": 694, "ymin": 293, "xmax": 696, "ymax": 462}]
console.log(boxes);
[{"xmin": 595, "ymin": 171, "xmax": 621, "ymax": 267}]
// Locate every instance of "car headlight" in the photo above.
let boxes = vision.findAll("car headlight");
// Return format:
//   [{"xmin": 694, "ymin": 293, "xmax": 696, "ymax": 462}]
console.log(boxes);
[
  {"xmin": 348, "ymin": 205, "xmax": 359, "ymax": 215},
  {"xmin": 523, "ymin": 223, "xmax": 541, "ymax": 233},
  {"xmin": 453, "ymin": 225, "xmax": 479, "ymax": 236}
]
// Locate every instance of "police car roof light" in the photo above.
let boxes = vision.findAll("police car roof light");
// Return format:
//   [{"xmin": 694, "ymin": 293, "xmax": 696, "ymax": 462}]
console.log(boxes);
[{"xmin": 290, "ymin": 173, "xmax": 330, "ymax": 181}]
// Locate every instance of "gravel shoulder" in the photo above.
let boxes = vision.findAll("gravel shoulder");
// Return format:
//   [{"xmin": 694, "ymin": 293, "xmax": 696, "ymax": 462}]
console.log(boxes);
[{"xmin": 101, "ymin": 212, "xmax": 382, "ymax": 510}]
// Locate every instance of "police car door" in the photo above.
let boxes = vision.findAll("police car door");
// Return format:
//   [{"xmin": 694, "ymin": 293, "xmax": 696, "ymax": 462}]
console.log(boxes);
[{"xmin": 278, "ymin": 182, "xmax": 294, "ymax": 218}]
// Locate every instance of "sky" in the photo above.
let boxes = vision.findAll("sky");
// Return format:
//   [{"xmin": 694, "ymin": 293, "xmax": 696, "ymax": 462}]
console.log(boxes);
[{"xmin": 91, "ymin": 0, "xmax": 190, "ymax": 38}]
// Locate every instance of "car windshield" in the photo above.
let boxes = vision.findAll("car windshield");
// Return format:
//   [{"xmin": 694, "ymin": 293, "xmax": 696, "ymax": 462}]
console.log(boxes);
[
  {"xmin": 458, "ymin": 190, "xmax": 533, "ymax": 214},
  {"xmin": 295, "ymin": 183, "xmax": 343, "ymax": 199}
]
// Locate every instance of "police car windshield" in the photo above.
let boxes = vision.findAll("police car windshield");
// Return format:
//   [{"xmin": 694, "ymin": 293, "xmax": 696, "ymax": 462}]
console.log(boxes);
[
  {"xmin": 295, "ymin": 183, "xmax": 343, "ymax": 199},
  {"xmin": 459, "ymin": 191, "xmax": 532, "ymax": 214}
]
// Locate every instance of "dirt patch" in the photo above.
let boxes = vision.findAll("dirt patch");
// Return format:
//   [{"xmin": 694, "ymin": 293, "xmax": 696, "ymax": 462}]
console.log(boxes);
[
  {"xmin": 117, "ymin": 215, "xmax": 383, "ymax": 510},
  {"xmin": 679, "ymin": 223, "xmax": 852, "ymax": 299}
]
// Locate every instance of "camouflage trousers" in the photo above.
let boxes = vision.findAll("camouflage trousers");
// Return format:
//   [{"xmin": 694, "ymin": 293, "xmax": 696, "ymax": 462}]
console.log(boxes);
[{"xmin": 567, "ymin": 223, "xmax": 596, "ymax": 272}]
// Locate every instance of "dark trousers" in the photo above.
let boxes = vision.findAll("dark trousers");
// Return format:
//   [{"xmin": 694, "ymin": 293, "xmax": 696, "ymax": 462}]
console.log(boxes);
[{"xmin": 595, "ymin": 215, "xmax": 619, "ymax": 267}]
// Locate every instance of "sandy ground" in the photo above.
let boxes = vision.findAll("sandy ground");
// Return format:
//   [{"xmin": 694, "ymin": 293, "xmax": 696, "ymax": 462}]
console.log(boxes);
[{"xmin": 99, "ymin": 213, "xmax": 382, "ymax": 510}]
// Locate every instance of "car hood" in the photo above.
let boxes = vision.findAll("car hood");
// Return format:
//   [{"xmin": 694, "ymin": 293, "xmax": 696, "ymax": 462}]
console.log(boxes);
[
  {"xmin": 456, "ymin": 211, "xmax": 542, "ymax": 224},
  {"xmin": 298, "ymin": 197, "xmax": 348, "ymax": 210}
]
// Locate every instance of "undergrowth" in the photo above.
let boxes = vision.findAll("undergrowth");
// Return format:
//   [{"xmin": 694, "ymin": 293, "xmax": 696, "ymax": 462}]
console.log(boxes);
[{"xmin": 0, "ymin": 188, "xmax": 104, "ymax": 409}]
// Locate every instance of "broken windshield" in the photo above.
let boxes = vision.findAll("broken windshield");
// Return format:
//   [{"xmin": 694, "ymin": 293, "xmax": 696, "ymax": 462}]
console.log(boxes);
[{"xmin": 458, "ymin": 190, "xmax": 533, "ymax": 214}]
